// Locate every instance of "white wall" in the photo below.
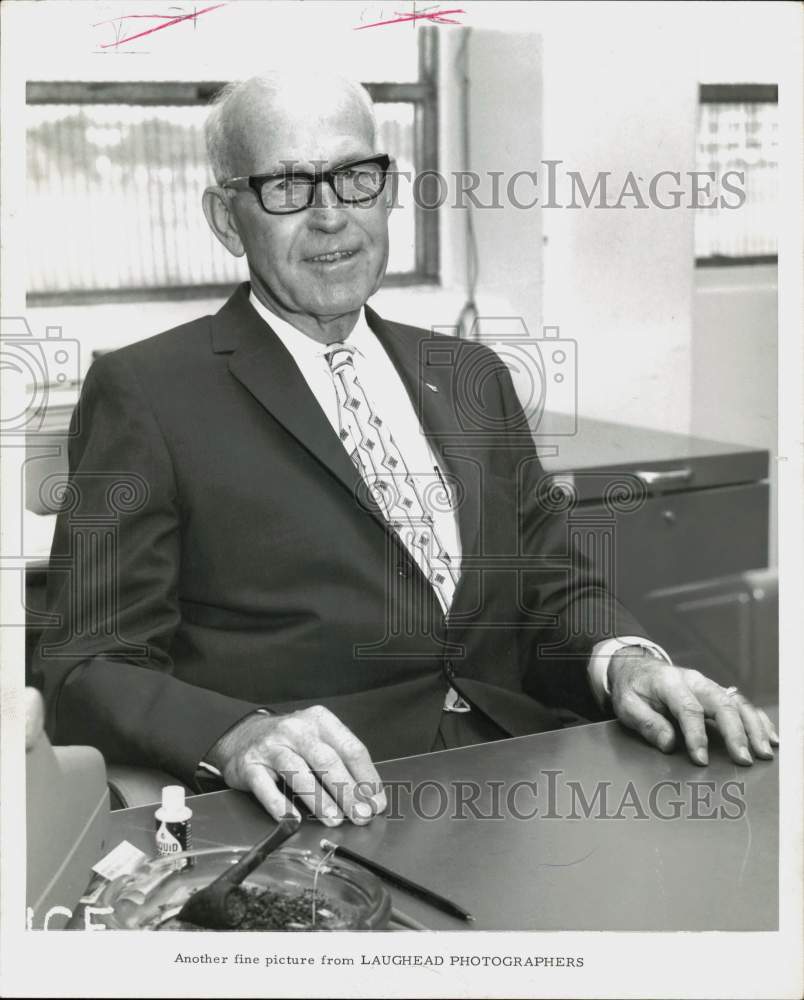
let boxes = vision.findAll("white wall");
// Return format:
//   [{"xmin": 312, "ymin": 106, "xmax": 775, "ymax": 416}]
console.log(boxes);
[
  {"xmin": 692, "ymin": 266, "xmax": 777, "ymax": 449},
  {"xmin": 380, "ymin": 27, "xmax": 544, "ymax": 336},
  {"xmin": 538, "ymin": 9, "xmax": 697, "ymax": 434},
  {"xmin": 692, "ymin": 266, "xmax": 778, "ymax": 562}
]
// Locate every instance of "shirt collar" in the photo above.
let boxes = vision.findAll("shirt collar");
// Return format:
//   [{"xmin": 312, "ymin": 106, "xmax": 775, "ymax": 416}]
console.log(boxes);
[{"xmin": 248, "ymin": 288, "xmax": 374, "ymax": 362}]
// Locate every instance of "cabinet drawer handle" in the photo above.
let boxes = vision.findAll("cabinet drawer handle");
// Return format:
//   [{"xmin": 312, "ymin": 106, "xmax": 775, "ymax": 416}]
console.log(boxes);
[{"xmin": 634, "ymin": 467, "xmax": 693, "ymax": 489}]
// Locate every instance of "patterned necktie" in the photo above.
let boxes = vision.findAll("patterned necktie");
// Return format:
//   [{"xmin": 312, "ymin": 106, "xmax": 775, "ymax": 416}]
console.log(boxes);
[{"xmin": 325, "ymin": 342, "xmax": 461, "ymax": 615}]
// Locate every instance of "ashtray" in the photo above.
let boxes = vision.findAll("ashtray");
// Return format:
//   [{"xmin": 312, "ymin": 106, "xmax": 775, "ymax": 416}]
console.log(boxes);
[{"xmin": 95, "ymin": 846, "xmax": 391, "ymax": 930}]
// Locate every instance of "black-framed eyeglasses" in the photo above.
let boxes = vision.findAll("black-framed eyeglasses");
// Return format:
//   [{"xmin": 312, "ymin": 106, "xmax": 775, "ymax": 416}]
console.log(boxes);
[{"xmin": 221, "ymin": 154, "xmax": 392, "ymax": 215}]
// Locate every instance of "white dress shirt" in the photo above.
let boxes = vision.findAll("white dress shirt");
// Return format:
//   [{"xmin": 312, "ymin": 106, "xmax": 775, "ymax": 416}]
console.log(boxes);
[
  {"xmin": 248, "ymin": 292, "xmax": 670, "ymax": 710},
  {"xmin": 250, "ymin": 293, "xmax": 462, "ymax": 589}
]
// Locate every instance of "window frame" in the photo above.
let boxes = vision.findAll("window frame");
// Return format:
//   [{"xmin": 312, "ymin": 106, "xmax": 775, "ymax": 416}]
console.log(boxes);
[
  {"xmin": 25, "ymin": 30, "xmax": 439, "ymax": 306},
  {"xmin": 695, "ymin": 82, "xmax": 778, "ymax": 269}
]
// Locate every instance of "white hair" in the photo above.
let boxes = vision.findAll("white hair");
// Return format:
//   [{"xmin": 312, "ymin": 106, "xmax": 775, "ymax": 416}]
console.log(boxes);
[{"xmin": 204, "ymin": 71, "xmax": 378, "ymax": 184}]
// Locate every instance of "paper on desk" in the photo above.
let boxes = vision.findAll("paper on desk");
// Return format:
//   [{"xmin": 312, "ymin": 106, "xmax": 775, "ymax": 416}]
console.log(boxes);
[
  {"xmin": 91, "ymin": 840, "xmax": 148, "ymax": 881},
  {"xmin": 78, "ymin": 841, "xmax": 149, "ymax": 908}
]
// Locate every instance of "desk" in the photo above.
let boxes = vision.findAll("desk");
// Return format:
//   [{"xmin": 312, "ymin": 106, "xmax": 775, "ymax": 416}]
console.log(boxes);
[{"xmin": 107, "ymin": 715, "xmax": 777, "ymax": 931}]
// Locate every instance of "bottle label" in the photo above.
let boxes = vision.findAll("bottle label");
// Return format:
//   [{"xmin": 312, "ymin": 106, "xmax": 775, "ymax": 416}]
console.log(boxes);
[{"xmin": 155, "ymin": 819, "xmax": 193, "ymax": 870}]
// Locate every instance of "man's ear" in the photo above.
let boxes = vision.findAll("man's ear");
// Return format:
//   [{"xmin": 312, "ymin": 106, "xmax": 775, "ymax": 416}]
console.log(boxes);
[{"xmin": 202, "ymin": 187, "xmax": 246, "ymax": 257}]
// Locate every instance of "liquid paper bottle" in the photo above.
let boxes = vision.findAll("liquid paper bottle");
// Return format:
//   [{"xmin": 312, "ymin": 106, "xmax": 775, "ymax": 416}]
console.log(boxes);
[{"xmin": 154, "ymin": 785, "xmax": 193, "ymax": 869}]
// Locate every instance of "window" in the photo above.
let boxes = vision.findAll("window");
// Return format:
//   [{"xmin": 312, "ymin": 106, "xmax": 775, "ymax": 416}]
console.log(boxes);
[
  {"xmin": 26, "ymin": 31, "xmax": 438, "ymax": 305},
  {"xmin": 695, "ymin": 84, "xmax": 778, "ymax": 265}
]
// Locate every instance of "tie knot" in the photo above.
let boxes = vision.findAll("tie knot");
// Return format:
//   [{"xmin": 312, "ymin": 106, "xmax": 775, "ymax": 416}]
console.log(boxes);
[{"xmin": 325, "ymin": 342, "xmax": 356, "ymax": 373}]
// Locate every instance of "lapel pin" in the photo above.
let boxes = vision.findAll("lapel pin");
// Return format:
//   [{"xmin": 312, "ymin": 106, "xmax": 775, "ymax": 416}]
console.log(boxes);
[{"xmin": 425, "ymin": 382, "xmax": 439, "ymax": 393}]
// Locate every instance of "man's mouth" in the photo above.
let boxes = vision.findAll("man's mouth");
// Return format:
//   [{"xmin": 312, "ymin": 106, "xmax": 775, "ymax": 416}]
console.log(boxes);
[{"xmin": 305, "ymin": 249, "xmax": 358, "ymax": 264}]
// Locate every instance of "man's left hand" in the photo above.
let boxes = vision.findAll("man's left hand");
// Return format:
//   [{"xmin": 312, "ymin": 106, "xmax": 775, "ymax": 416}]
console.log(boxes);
[{"xmin": 609, "ymin": 647, "xmax": 779, "ymax": 765}]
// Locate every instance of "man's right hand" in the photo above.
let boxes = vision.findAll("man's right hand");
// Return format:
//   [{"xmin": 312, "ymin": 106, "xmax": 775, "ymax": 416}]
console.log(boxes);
[{"xmin": 206, "ymin": 705, "xmax": 387, "ymax": 826}]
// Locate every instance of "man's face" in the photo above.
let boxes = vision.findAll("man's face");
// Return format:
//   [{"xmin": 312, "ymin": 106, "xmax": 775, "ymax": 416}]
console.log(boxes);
[{"xmin": 225, "ymin": 98, "xmax": 390, "ymax": 326}]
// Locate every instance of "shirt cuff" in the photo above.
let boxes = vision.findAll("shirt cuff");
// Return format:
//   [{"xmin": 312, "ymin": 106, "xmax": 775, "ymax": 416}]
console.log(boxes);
[
  {"xmin": 587, "ymin": 636, "xmax": 672, "ymax": 709},
  {"xmin": 198, "ymin": 707, "xmax": 273, "ymax": 777}
]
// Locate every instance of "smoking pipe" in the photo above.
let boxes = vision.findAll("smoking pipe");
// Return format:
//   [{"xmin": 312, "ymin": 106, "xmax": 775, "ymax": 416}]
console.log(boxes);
[{"xmin": 176, "ymin": 814, "xmax": 301, "ymax": 929}]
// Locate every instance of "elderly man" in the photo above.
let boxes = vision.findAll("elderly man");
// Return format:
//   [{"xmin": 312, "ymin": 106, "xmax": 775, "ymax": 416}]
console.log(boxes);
[{"xmin": 37, "ymin": 71, "xmax": 777, "ymax": 827}]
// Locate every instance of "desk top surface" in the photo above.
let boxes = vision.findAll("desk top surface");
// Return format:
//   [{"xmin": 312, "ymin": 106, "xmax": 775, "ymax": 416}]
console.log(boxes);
[
  {"xmin": 536, "ymin": 416, "xmax": 768, "ymax": 496},
  {"xmin": 110, "ymin": 715, "xmax": 777, "ymax": 932}
]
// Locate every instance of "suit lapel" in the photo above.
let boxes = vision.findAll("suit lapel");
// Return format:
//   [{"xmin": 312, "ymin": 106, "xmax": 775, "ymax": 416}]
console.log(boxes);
[
  {"xmin": 213, "ymin": 288, "xmax": 484, "ymax": 605},
  {"xmin": 213, "ymin": 285, "xmax": 390, "ymax": 535}
]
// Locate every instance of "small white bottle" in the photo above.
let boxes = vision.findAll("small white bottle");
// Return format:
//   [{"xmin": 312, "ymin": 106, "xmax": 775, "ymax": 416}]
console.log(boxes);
[{"xmin": 154, "ymin": 785, "xmax": 193, "ymax": 869}]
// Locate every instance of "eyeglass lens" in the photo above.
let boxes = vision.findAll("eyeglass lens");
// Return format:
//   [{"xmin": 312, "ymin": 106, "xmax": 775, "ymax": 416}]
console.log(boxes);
[{"xmin": 259, "ymin": 161, "xmax": 387, "ymax": 212}]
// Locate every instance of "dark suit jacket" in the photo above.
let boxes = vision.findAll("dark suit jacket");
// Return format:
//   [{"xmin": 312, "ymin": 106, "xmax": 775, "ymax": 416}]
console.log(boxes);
[{"xmin": 37, "ymin": 284, "xmax": 644, "ymax": 786}]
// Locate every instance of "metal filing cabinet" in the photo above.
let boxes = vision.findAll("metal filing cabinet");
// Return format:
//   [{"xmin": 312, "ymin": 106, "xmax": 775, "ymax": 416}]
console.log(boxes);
[{"xmin": 536, "ymin": 416, "xmax": 774, "ymax": 699}]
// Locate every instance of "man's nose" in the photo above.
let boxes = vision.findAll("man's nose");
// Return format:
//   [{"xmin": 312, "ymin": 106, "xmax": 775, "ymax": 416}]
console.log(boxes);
[{"xmin": 306, "ymin": 180, "xmax": 347, "ymax": 231}]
